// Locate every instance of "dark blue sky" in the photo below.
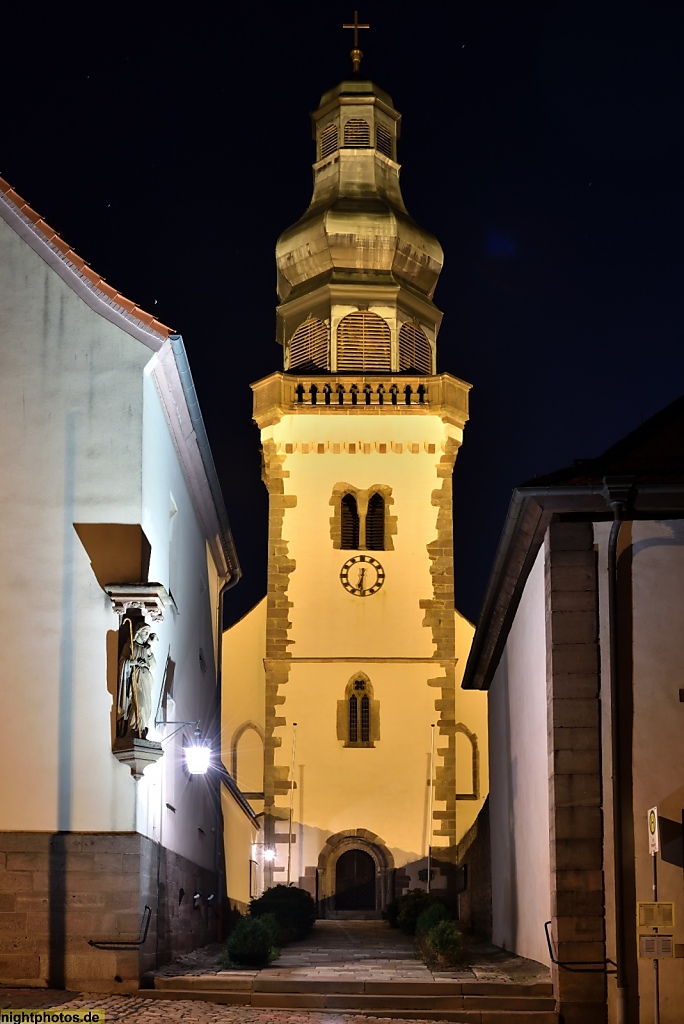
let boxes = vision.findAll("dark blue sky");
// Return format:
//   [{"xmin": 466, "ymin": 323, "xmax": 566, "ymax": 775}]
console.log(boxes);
[{"xmin": 3, "ymin": 1, "xmax": 684, "ymax": 625}]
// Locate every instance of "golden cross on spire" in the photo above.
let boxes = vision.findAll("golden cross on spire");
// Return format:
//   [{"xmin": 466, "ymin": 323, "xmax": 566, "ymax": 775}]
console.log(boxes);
[{"xmin": 343, "ymin": 10, "xmax": 370, "ymax": 73}]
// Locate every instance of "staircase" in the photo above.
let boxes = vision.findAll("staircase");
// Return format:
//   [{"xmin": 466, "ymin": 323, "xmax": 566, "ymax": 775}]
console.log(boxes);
[{"xmin": 140, "ymin": 974, "xmax": 559, "ymax": 1021}]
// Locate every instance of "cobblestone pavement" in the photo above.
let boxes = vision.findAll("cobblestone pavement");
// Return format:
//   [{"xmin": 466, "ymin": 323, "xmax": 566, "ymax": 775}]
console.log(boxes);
[{"xmin": 0, "ymin": 989, "xmax": 437, "ymax": 1024}]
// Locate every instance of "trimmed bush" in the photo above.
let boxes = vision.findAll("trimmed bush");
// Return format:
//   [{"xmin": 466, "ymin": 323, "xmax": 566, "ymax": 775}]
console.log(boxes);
[
  {"xmin": 418, "ymin": 919, "xmax": 465, "ymax": 969},
  {"xmin": 225, "ymin": 916, "xmax": 277, "ymax": 966},
  {"xmin": 415, "ymin": 901, "xmax": 449, "ymax": 936},
  {"xmin": 396, "ymin": 888, "xmax": 435, "ymax": 935},
  {"xmin": 383, "ymin": 898, "xmax": 400, "ymax": 928},
  {"xmin": 250, "ymin": 884, "xmax": 317, "ymax": 943}
]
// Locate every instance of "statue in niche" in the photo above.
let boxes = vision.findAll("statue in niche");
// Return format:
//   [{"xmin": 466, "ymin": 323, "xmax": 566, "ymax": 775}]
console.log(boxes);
[{"xmin": 116, "ymin": 620, "xmax": 157, "ymax": 739}]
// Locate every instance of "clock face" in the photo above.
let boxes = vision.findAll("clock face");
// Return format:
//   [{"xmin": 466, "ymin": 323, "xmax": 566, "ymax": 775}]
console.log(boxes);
[{"xmin": 339, "ymin": 555, "xmax": 385, "ymax": 597}]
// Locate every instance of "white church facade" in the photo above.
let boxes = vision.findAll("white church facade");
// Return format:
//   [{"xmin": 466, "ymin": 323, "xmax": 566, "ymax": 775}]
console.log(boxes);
[
  {"xmin": 222, "ymin": 77, "xmax": 488, "ymax": 914},
  {"xmin": 0, "ymin": 175, "xmax": 251, "ymax": 991}
]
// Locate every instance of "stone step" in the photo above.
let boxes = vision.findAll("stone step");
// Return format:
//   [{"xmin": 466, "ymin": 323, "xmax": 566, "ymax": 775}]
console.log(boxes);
[
  {"xmin": 139, "ymin": 983, "xmax": 559, "ymax": 1021},
  {"xmin": 153, "ymin": 974, "xmax": 553, "ymax": 998},
  {"xmin": 139, "ymin": 989, "xmax": 559, "ymax": 1022}
]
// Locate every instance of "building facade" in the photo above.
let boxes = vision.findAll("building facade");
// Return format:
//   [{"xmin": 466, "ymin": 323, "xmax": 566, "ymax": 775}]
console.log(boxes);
[
  {"xmin": 0, "ymin": 176, "xmax": 249, "ymax": 991},
  {"xmin": 463, "ymin": 399, "xmax": 684, "ymax": 1023},
  {"xmin": 223, "ymin": 77, "xmax": 488, "ymax": 915}
]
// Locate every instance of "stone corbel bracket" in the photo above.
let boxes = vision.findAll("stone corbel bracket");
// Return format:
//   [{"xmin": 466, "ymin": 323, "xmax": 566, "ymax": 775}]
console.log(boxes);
[
  {"xmin": 113, "ymin": 736, "xmax": 164, "ymax": 780},
  {"xmin": 104, "ymin": 582, "xmax": 170, "ymax": 623}
]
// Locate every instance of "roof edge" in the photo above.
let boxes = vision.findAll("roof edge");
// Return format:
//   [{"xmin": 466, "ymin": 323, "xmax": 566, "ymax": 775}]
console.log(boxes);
[
  {"xmin": 462, "ymin": 483, "xmax": 684, "ymax": 692},
  {"xmin": 0, "ymin": 175, "xmax": 173, "ymax": 350}
]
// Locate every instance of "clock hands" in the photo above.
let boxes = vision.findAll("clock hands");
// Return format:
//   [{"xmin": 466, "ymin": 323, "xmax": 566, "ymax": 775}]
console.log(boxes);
[{"xmin": 356, "ymin": 566, "xmax": 366, "ymax": 590}]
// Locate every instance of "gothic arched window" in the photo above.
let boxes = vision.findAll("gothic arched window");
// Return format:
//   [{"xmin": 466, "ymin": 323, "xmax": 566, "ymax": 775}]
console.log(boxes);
[
  {"xmin": 399, "ymin": 322, "xmax": 432, "ymax": 374},
  {"xmin": 337, "ymin": 312, "xmax": 391, "ymax": 372},
  {"xmin": 341, "ymin": 494, "xmax": 360, "ymax": 549},
  {"xmin": 288, "ymin": 317, "xmax": 329, "ymax": 371},
  {"xmin": 344, "ymin": 118, "xmax": 371, "ymax": 147},
  {"xmin": 365, "ymin": 493, "xmax": 385, "ymax": 550},
  {"xmin": 341, "ymin": 676, "xmax": 377, "ymax": 747}
]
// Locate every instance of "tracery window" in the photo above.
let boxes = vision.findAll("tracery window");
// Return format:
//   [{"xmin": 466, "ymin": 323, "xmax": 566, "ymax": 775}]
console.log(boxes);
[{"xmin": 341, "ymin": 676, "xmax": 377, "ymax": 747}]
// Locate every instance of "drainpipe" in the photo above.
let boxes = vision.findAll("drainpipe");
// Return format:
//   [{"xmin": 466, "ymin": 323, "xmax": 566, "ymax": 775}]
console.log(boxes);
[{"xmin": 603, "ymin": 477, "xmax": 633, "ymax": 1024}]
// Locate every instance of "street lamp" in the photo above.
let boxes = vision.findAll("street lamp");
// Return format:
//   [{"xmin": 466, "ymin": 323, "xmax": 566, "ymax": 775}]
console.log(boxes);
[{"xmin": 184, "ymin": 729, "xmax": 212, "ymax": 775}]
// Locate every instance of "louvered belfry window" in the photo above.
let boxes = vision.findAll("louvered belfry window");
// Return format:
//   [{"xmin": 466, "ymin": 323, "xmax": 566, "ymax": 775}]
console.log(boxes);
[
  {"xmin": 289, "ymin": 318, "xmax": 329, "ymax": 371},
  {"xmin": 320, "ymin": 122, "xmax": 338, "ymax": 159},
  {"xmin": 344, "ymin": 118, "xmax": 371, "ymax": 147},
  {"xmin": 337, "ymin": 312, "xmax": 391, "ymax": 372},
  {"xmin": 376, "ymin": 123, "xmax": 393, "ymax": 158},
  {"xmin": 366, "ymin": 493, "xmax": 385, "ymax": 550},
  {"xmin": 341, "ymin": 494, "xmax": 360, "ymax": 549},
  {"xmin": 399, "ymin": 322, "xmax": 432, "ymax": 374}
]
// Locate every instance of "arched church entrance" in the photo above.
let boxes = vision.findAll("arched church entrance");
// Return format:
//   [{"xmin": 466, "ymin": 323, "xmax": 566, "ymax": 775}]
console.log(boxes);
[
  {"xmin": 335, "ymin": 849, "xmax": 375, "ymax": 911},
  {"xmin": 317, "ymin": 829, "xmax": 395, "ymax": 918}
]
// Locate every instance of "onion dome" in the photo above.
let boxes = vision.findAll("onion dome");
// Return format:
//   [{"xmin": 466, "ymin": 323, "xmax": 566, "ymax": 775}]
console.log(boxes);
[{"xmin": 275, "ymin": 79, "xmax": 444, "ymax": 375}]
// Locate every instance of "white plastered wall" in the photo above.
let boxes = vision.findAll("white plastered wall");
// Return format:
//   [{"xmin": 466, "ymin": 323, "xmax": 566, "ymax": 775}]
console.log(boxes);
[
  {"xmin": 488, "ymin": 546, "xmax": 551, "ymax": 965},
  {"xmin": 135, "ymin": 369, "xmax": 222, "ymax": 870},
  {"xmin": 596, "ymin": 519, "xmax": 684, "ymax": 1024},
  {"xmin": 0, "ymin": 215, "xmax": 146, "ymax": 833},
  {"xmin": 0, "ymin": 215, "xmax": 223, "ymax": 873}
]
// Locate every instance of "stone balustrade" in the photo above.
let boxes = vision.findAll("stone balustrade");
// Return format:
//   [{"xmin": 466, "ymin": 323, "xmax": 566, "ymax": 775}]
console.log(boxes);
[{"xmin": 252, "ymin": 372, "xmax": 471, "ymax": 429}]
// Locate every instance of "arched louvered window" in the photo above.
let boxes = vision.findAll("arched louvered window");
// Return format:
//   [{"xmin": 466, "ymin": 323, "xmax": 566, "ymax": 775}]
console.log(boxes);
[
  {"xmin": 320, "ymin": 122, "xmax": 338, "ymax": 159},
  {"xmin": 399, "ymin": 322, "xmax": 432, "ymax": 374},
  {"xmin": 289, "ymin": 318, "xmax": 329, "ymax": 371},
  {"xmin": 337, "ymin": 312, "xmax": 391, "ymax": 372},
  {"xmin": 366, "ymin": 493, "xmax": 385, "ymax": 551},
  {"xmin": 344, "ymin": 118, "xmax": 371, "ymax": 147},
  {"xmin": 341, "ymin": 494, "xmax": 360, "ymax": 549},
  {"xmin": 375, "ymin": 123, "xmax": 393, "ymax": 158}
]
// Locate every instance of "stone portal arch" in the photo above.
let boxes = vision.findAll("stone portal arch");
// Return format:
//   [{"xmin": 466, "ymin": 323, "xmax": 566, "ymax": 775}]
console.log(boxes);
[{"xmin": 317, "ymin": 829, "xmax": 395, "ymax": 918}]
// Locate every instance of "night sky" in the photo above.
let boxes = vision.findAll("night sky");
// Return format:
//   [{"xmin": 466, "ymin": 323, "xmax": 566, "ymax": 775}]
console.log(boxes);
[{"xmin": 3, "ymin": 2, "xmax": 684, "ymax": 627}]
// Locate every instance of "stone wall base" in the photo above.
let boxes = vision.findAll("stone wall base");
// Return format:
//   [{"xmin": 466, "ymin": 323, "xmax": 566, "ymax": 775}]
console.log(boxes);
[
  {"xmin": 455, "ymin": 798, "xmax": 492, "ymax": 938},
  {"xmin": 0, "ymin": 831, "xmax": 217, "ymax": 992}
]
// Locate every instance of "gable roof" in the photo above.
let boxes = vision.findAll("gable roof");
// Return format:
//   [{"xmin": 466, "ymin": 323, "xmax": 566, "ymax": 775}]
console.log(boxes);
[
  {"xmin": 0, "ymin": 174, "xmax": 240, "ymax": 586},
  {"xmin": 462, "ymin": 394, "xmax": 684, "ymax": 691},
  {"xmin": 0, "ymin": 175, "xmax": 173, "ymax": 345}
]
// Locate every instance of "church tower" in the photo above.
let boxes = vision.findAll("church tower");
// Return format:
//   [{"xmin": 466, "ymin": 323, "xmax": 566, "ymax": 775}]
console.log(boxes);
[{"xmin": 224, "ymin": 67, "xmax": 488, "ymax": 914}]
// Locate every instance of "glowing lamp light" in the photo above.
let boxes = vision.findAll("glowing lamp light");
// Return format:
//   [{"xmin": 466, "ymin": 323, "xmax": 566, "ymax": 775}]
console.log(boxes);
[
  {"xmin": 184, "ymin": 733, "xmax": 212, "ymax": 775},
  {"xmin": 263, "ymin": 848, "xmax": 276, "ymax": 862}
]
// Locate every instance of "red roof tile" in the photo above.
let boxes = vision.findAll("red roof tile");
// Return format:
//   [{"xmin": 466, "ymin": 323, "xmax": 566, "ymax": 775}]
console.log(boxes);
[{"xmin": 0, "ymin": 175, "xmax": 173, "ymax": 338}]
